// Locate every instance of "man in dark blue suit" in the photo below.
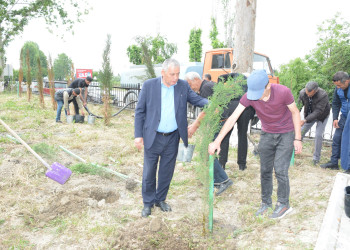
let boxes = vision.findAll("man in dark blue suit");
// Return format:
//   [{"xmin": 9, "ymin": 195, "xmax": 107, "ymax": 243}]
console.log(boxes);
[{"xmin": 134, "ymin": 58, "xmax": 208, "ymax": 217}]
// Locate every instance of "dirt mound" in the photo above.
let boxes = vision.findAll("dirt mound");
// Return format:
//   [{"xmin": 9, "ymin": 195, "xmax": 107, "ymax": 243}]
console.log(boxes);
[{"xmin": 35, "ymin": 176, "xmax": 121, "ymax": 222}]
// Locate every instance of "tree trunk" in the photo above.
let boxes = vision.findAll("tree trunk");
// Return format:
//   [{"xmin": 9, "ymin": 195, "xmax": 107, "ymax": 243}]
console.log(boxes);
[
  {"xmin": 232, "ymin": 0, "xmax": 257, "ymax": 74},
  {"xmin": 103, "ymin": 93, "xmax": 111, "ymax": 125},
  {"xmin": 0, "ymin": 27, "xmax": 4, "ymax": 80}
]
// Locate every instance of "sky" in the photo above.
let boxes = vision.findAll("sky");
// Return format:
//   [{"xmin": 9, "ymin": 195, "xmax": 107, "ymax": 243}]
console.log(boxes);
[{"xmin": 4, "ymin": 0, "xmax": 350, "ymax": 76}]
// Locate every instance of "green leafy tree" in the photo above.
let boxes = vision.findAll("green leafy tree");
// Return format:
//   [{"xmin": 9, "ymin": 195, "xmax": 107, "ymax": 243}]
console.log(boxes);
[
  {"xmin": 0, "ymin": 0, "xmax": 89, "ymax": 79},
  {"xmin": 21, "ymin": 41, "xmax": 47, "ymax": 81},
  {"xmin": 310, "ymin": 14, "xmax": 350, "ymax": 70},
  {"xmin": 188, "ymin": 28, "xmax": 203, "ymax": 62},
  {"xmin": 278, "ymin": 58, "xmax": 312, "ymax": 102},
  {"xmin": 209, "ymin": 17, "xmax": 225, "ymax": 49},
  {"xmin": 278, "ymin": 14, "xmax": 350, "ymax": 103},
  {"xmin": 94, "ymin": 70, "xmax": 120, "ymax": 86},
  {"xmin": 100, "ymin": 34, "xmax": 113, "ymax": 125},
  {"xmin": 149, "ymin": 35, "xmax": 177, "ymax": 64},
  {"xmin": 126, "ymin": 45, "xmax": 142, "ymax": 65},
  {"xmin": 126, "ymin": 34, "xmax": 177, "ymax": 65},
  {"xmin": 140, "ymin": 37, "xmax": 156, "ymax": 79},
  {"xmin": 25, "ymin": 49, "xmax": 32, "ymax": 102},
  {"xmin": 53, "ymin": 53, "xmax": 73, "ymax": 81}
]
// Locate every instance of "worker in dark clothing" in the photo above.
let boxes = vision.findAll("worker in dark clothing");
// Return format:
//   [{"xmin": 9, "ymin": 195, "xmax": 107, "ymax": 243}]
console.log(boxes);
[
  {"xmin": 185, "ymin": 72, "xmax": 233, "ymax": 195},
  {"xmin": 217, "ymin": 73, "xmax": 256, "ymax": 171},
  {"xmin": 54, "ymin": 88, "xmax": 84, "ymax": 123},
  {"xmin": 321, "ymin": 71, "xmax": 350, "ymax": 169},
  {"xmin": 68, "ymin": 76, "xmax": 92, "ymax": 114},
  {"xmin": 186, "ymin": 72, "xmax": 255, "ymax": 171}
]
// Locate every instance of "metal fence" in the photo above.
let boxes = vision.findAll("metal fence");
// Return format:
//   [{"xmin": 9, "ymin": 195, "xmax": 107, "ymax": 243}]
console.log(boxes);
[{"xmin": 87, "ymin": 83, "xmax": 141, "ymax": 109}]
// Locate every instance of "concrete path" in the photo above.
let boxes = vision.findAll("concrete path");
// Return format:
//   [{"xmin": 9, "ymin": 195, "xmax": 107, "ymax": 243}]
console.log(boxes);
[{"xmin": 315, "ymin": 173, "xmax": 350, "ymax": 250}]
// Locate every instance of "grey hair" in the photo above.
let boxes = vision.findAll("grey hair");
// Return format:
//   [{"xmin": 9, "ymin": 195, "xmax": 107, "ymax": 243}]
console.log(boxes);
[
  {"xmin": 184, "ymin": 72, "xmax": 201, "ymax": 81},
  {"xmin": 305, "ymin": 81, "xmax": 319, "ymax": 92},
  {"xmin": 162, "ymin": 58, "xmax": 180, "ymax": 72},
  {"xmin": 333, "ymin": 71, "xmax": 349, "ymax": 83}
]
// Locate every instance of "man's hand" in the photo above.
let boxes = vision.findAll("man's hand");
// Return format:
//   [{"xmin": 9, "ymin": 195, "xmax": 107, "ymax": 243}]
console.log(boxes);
[
  {"xmin": 134, "ymin": 137, "xmax": 144, "ymax": 151},
  {"xmin": 81, "ymin": 110, "xmax": 85, "ymax": 116},
  {"xmin": 294, "ymin": 140, "xmax": 302, "ymax": 154},
  {"xmin": 187, "ymin": 123, "xmax": 198, "ymax": 138},
  {"xmin": 300, "ymin": 120, "xmax": 306, "ymax": 126},
  {"xmin": 67, "ymin": 110, "xmax": 70, "ymax": 116},
  {"xmin": 83, "ymin": 101, "xmax": 87, "ymax": 107},
  {"xmin": 208, "ymin": 141, "xmax": 221, "ymax": 155},
  {"xmin": 333, "ymin": 120, "xmax": 339, "ymax": 128}
]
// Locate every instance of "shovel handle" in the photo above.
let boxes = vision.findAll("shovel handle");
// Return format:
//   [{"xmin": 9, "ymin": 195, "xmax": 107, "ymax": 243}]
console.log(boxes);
[{"xmin": 0, "ymin": 119, "xmax": 50, "ymax": 169}]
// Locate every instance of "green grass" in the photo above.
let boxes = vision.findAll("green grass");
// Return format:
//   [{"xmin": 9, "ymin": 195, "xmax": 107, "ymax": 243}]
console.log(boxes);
[
  {"xmin": 32, "ymin": 142, "xmax": 56, "ymax": 159},
  {"xmin": 70, "ymin": 163, "xmax": 110, "ymax": 178}
]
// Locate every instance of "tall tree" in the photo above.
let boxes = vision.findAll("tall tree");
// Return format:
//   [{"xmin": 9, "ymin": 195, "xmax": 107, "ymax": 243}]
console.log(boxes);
[
  {"xmin": 25, "ymin": 49, "xmax": 32, "ymax": 102},
  {"xmin": 209, "ymin": 17, "xmax": 225, "ymax": 49},
  {"xmin": 140, "ymin": 39, "xmax": 156, "ymax": 79},
  {"xmin": 100, "ymin": 34, "xmax": 113, "ymax": 125},
  {"xmin": 47, "ymin": 54, "xmax": 56, "ymax": 110},
  {"xmin": 53, "ymin": 53, "xmax": 73, "ymax": 81},
  {"xmin": 188, "ymin": 28, "xmax": 203, "ymax": 62},
  {"xmin": 278, "ymin": 58, "xmax": 312, "ymax": 101},
  {"xmin": 309, "ymin": 13, "xmax": 350, "ymax": 77},
  {"xmin": 126, "ymin": 34, "xmax": 177, "ymax": 65},
  {"xmin": 126, "ymin": 45, "xmax": 142, "ymax": 65},
  {"xmin": 0, "ymin": 0, "xmax": 89, "ymax": 79},
  {"xmin": 221, "ymin": 0, "xmax": 235, "ymax": 48},
  {"xmin": 278, "ymin": 14, "xmax": 350, "ymax": 101},
  {"xmin": 21, "ymin": 41, "xmax": 47, "ymax": 81},
  {"xmin": 231, "ymin": 0, "xmax": 257, "ymax": 73},
  {"xmin": 18, "ymin": 49, "xmax": 23, "ymax": 97},
  {"xmin": 37, "ymin": 57, "xmax": 45, "ymax": 108}
]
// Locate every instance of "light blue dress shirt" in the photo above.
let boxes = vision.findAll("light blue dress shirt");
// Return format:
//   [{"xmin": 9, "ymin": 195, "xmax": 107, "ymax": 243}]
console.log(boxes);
[{"xmin": 157, "ymin": 79, "xmax": 178, "ymax": 133}]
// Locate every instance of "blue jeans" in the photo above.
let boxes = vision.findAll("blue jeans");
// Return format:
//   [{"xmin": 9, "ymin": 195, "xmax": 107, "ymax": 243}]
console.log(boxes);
[
  {"xmin": 55, "ymin": 100, "xmax": 67, "ymax": 122},
  {"xmin": 258, "ymin": 131, "xmax": 294, "ymax": 206},
  {"xmin": 331, "ymin": 115, "xmax": 346, "ymax": 164},
  {"xmin": 214, "ymin": 158, "xmax": 228, "ymax": 184},
  {"xmin": 301, "ymin": 115, "xmax": 329, "ymax": 162},
  {"xmin": 214, "ymin": 131, "xmax": 229, "ymax": 185}
]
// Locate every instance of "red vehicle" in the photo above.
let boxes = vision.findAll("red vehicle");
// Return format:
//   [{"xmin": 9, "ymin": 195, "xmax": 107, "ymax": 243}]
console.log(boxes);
[{"xmin": 43, "ymin": 80, "xmax": 67, "ymax": 95}]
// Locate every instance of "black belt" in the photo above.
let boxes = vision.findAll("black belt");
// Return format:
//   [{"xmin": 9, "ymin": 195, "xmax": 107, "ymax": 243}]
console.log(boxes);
[{"xmin": 157, "ymin": 129, "xmax": 178, "ymax": 136}]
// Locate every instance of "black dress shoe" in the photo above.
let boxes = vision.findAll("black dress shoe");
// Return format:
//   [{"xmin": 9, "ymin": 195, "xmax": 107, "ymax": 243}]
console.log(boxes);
[
  {"xmin": 320, "ymin": 162, "xmax": 339, "ymax": 170},
  {"xmin": 216, "ymin": 179, "xmax": 233, "ymax": 195},
  {"xmin": 155, "ymin": 201, "xmax": 172, "ymax": 212},
  {"xmin": 141, "ymin": 206, "xmax": 152, "ymax": 217}
]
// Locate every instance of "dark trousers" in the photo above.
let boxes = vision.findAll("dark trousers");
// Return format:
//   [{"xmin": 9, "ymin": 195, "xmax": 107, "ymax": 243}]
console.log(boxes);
[
  {"xmin": 259, "ymin": 131, "xmax": 294, "ymax": 206},
  {"xmin": 219, "ymin": 106, "xmax": 255, "ymax": 167},
  {"xmin": 331, "ymin": 115, "xmax": 346, "ymax": 164},
  {"xmin": 142, "ymin": 131, "xmax": 180, "ymax": 207},
  {"xmin": 68, "ymin": 98, "xmax": 80, "ymax": 115}
]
